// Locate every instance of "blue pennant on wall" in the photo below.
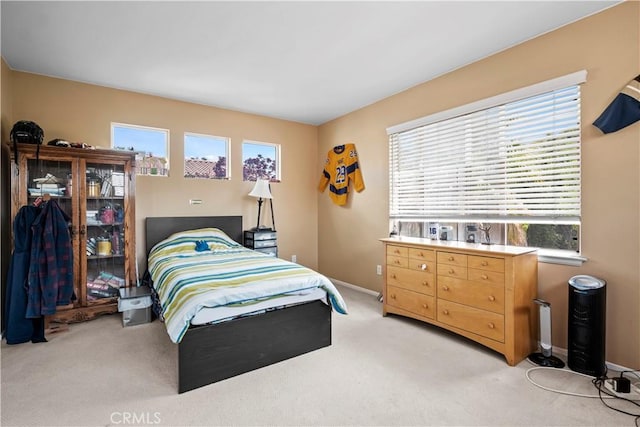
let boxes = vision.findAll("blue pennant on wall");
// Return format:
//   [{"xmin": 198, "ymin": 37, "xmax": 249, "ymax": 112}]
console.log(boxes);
[{"xmin": 593, "ymin": 75, "xmax": 640, "ymax": 134}]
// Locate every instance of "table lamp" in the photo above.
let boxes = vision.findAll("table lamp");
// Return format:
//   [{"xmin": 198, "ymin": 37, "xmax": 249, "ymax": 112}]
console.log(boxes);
[{"xmin": 248, "ymin": 178, "xmax": 275, "ymax": 230}]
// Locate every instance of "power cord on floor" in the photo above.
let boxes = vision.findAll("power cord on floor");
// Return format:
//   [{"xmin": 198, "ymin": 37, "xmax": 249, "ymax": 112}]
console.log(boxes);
[
  {"xmin": 525, "ymin": 363, "xmax": 640, "ymax": 426},
  {"xmin": 592, "ymin": 369, "xmax": 640, "ymax": 426},
  {"xmin": 525, "ymin": 366, "xmax": 612, "ymax": 398}
]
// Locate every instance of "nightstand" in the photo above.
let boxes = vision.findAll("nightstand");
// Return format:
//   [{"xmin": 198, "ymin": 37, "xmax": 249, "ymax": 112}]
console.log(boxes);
[{"xmin": 244, "ymin": 229, "xmax": 277, "ymax": 257}]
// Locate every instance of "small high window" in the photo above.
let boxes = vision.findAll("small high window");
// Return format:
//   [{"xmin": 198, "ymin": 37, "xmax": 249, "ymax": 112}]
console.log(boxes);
[
  {"xmin": 242, "ymin": 140, "xmax": 280, "ymax": 182},
  {"xmin": 184, "ymin": 133, "xmax": 230, "ymax": 179},
  {"xmin": 111, "ymin": 123, "xmax": 169, "ymax": 176}
]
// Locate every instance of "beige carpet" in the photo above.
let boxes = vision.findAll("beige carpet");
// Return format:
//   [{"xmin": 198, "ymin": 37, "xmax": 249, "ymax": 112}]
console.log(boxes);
[{"xmin": 1, "ymin": 284, "xmax": 633, "ymax": 426}]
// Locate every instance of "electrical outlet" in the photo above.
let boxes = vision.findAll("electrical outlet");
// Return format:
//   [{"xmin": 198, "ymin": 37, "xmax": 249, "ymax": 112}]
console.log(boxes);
[
  {"xmin": 376, "ymin": 265, "xmax": 382, "ymax": 275},
  {"xmin": 291, "ymin": 255, "xmax": 297, "ymax": 263}
]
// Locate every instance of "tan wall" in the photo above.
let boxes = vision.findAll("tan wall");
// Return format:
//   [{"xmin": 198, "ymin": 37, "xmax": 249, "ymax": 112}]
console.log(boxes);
[
  {"xmin": 318, "ymin": 2, "xmax": 640, "ymax": 368},
  {"xmin": 1, "ymin": 59, "xmax": 16, "ymax": 331},
  {"xmin": 1, "ymin": 58, "xmax": 13, "ymax": 141},
  {"xmin": 7, "ymin": 73, "xmax": 320, "ymax": 272}
]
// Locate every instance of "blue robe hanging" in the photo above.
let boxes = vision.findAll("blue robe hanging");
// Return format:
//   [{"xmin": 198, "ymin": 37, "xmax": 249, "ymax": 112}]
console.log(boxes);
[
  {"xmin": 4, "ymin": 200, "xmax": 74, "ymax": 344},
  {"xmin": 4, "ymin": 205, "xmax": 46, "ymax": 344}
]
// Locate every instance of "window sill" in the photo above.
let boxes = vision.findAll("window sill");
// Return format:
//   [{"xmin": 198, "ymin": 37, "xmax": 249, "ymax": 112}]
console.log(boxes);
[{"xmin": 537, "ymin": 249, "xmax": 587, "ymax": 266}]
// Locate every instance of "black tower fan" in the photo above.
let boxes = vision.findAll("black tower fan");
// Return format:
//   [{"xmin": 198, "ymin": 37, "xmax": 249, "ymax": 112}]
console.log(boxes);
[{"xmin": 567, "ymin": 275, "xmax": 606, "ymax": 377}]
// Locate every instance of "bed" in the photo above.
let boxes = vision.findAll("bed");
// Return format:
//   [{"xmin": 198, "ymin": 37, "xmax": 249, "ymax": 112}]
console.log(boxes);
[{"xmin": 145, "ymin": 216, "xmax": 347, "ymax": 393}]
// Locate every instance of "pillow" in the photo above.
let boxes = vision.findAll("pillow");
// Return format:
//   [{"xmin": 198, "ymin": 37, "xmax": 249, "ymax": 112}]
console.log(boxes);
[
  {"xmin": 148, "ymin": 228, "xmax": 244, "ymax": 273},
  {"xmin": 150, "ymin": 227, "xmax": 241, "ymax": 255}
]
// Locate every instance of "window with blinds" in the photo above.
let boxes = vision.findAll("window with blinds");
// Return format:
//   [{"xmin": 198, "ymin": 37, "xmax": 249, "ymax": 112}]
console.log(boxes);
[{"xmin": 387, "ymin": 73, "xmax": 584, "ymax": 252}]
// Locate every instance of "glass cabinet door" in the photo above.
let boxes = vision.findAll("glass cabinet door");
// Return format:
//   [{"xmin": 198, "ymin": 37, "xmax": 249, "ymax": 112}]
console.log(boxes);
[
  {"xmin": 83, "ymin": 162, "xmax": 127, "ymax": 303},
  {"xmin": 26, "ymin": 158, "xmax": 78, "ymax": 304}
]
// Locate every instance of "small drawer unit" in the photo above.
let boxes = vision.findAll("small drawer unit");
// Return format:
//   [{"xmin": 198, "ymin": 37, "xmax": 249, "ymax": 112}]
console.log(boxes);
[{"xmin": 244, "ymin": 229, "xmax": 278, "ymax": 257}]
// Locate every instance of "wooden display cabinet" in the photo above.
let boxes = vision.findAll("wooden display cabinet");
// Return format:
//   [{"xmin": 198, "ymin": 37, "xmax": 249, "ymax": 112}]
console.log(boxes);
[{"xmin": 10, "ymin": 143, "xmax": 136, "ymax": 323}]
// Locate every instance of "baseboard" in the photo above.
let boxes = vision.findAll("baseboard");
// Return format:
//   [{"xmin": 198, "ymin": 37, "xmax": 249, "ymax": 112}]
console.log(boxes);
[
  {"xmin": 329, "ymin": 278, "xmax": 380, "ymax": 297},
  {"xmin": 605, "ymin": 361, "xmax": 637, "ymax": 373},
  {"xmin": 536, "ymin": 344, "xmax": 636, "ymax": 373}
]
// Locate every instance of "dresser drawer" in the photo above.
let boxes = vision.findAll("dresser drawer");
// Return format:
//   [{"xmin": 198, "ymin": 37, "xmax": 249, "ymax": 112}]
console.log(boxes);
[
  {"xmin": 407, "ymin": 259, "xmax": 435, "ymax": 274},
  {"xmin": 437, "ymin": 299, "xmax": 504, "ymax": 342},
  {"xmin": 438, "ymin": 276, "xmax": 505, "ymax": 314},
  {"xmin": 437, "ymin": 251, "xmax": 468, "ymax": 267},
  {"xmin": 438, "ymin": 265, "xmax": 467, "ymax": 280},
  {"xmin": 387, "ymin": 285, "xmax": 435, "ymax": 319},
  {"xmin": 387, "ymin": 255, "xmax": 408, "ymax": 268},
  {"xmin": 245, "ymin": 238, "xmax": 276, "ymax": 249},
  {"xmin": 387, "ymin": 266, "xmax": 435, "ymax": 296},
  {"xmin": 245, "ymin": 230, "xmax": 277, "ymax": 241},
  {"xmin": 468, "ymin": 255, "xmax": 505, "ymax": 273},
  {"xmin": 386, "ymin": 245, "xmax": 408, "ymax": 257},
  {"xmin": 468, "ymin": 269, "xmax": 505, "ymax": 286},
  {"xmin": 253, "ymin": 246, "xmax": 278, "ymax": 257},
  {"xmin": 408, "ymin": 248, "xmax": 435, "ymax": 262}
]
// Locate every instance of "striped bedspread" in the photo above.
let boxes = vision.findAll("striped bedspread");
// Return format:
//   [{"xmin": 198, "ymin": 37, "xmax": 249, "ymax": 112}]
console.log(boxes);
[{"xmin": 148, "ymin": 228, "xmax": 348, "ymax": 343}]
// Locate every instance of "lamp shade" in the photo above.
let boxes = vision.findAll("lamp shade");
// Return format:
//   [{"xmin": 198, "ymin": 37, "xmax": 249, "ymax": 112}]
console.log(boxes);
[{"xmin": 248, "ymin": 178, "xmax": 272, "ymax": 199}]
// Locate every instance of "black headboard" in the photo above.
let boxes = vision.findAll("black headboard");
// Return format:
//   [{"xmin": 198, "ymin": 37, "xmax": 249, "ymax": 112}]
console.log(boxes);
[{"xmin": 145, "ymin": 216, "xmax": 243, "ymax": 254}]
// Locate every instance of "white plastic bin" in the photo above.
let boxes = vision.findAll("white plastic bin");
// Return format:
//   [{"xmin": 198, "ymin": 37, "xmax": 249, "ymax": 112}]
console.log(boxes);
[{"xmin": 118, "ymin": 286, "xmax": 152, "ymax": 327}]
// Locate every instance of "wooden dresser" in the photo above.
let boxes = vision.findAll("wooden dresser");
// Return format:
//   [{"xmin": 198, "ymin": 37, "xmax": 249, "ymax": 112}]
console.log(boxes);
[{"xmin": 380, "ymin": 237, "xmax": 538, "ymax": 365}]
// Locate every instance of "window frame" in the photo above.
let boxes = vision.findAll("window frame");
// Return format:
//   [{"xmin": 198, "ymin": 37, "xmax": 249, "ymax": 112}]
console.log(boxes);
[
  {"xmin": 241, "ymin": 139, "xmax": 281, "ymax": 182},
  {"xmin": 111, "ymin": 122, "xmax": 170, "ymax": 177},
  {"xmin": 183, "ymin": 132, "xmax": 231, "ymax": 180},
  {"xmin": 387, "ymin": 71, "xmax": 587, "ymax": 265}
]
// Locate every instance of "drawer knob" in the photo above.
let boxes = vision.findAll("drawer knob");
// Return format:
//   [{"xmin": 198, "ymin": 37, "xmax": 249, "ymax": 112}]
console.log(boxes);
[
  {"xmin": 481, "ymin": 274, "xmax": 488, "ymax": 280},
  {"xmin": 442, "ymin": 285, "xmax": 449, "ymax": 291},
  {"xmin": 418, "ymin": 252, "xmax": 424, "ymax": 257},
  {"xmin": 420, "ymin": 263, "xmax": 427, "ymax": 270},
  {"xmin": 488, "ymin": 322, "xmax": 495, "ymax": 329},
  {"xmin": 391, "ymin": 274, "xmax": 396, "ymax": 279},
  {"xmin": 395, "ymin": 260, "xmax": 401, "ymax": 264},
  {"xmin": 481, "ymin": 261, "xmax": 488, "ymax": 266},
  {"xmin": 422, "ymin": 303, "xmax": 428, "ymax": 309},
  {"xmin": 394, "ymin": 249, "xmax": 400, "ymax": 254},
  {"xmin": 422, "ymin": 281, "xmax": 428, "ymax": 286},
  {"xmin": 448, "ymin": 256, "xmax": 454, "ymax": 261},
  {"xmin": 390, "ymin": 294, "xmax": 396, "ymax": 299},
  {"xmin": 448, "ymin": 269, "xmax": 454, "ymax": 274},
  {"xmin": 443, "ymin": 309, "xmax": 449, "ymax": 315},
  {"xmin": 488, "ymin": 295, "xmax": 496, "ymax": 302}
]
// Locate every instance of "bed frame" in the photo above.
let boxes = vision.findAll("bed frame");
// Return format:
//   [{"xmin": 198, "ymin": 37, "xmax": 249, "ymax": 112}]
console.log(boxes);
[{"xmin": 145, "ymin": 216, "xmax": 332, "ymax": 393}]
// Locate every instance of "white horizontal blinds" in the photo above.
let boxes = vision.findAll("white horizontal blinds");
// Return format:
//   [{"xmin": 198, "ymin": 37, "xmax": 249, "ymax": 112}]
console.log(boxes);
[{"xmin": 389, "ymin": 85, "xmax": 581, "ymax": 223}]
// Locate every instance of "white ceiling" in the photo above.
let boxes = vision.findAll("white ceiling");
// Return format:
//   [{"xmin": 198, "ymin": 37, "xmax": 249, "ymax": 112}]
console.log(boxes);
[{"xmin": 1, "ymin": 1, "xmax": 620, "ymax": 125}]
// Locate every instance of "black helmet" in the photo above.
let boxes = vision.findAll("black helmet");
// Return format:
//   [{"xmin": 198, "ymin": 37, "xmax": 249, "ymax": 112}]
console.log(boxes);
[
  {"xmin": 10, "ymin": 120, "xmax": 45, "ymax": 173},
  {"xmin": 10, "ymin": 120, "xmax": 44, "ymax": 145}
]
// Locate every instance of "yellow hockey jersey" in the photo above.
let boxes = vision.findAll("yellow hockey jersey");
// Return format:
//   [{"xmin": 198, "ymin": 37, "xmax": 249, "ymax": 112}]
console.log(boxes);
[{"xmin": 318, "ymin": 143, "xmax": 365, "ymax": 205}]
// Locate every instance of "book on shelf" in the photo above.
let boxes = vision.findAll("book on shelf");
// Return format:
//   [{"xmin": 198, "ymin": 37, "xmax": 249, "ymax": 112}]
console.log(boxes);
[
  {"xmin": 100, "ymin": 180, "xmax": 112, "ymax": 197},
  {"xmin": 28, "ymin": 187, "xmax": 65, "ymax": 196},
  {"xmin": 36, "ymin": 183, "xmax": 63, "ymax": 191}
]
